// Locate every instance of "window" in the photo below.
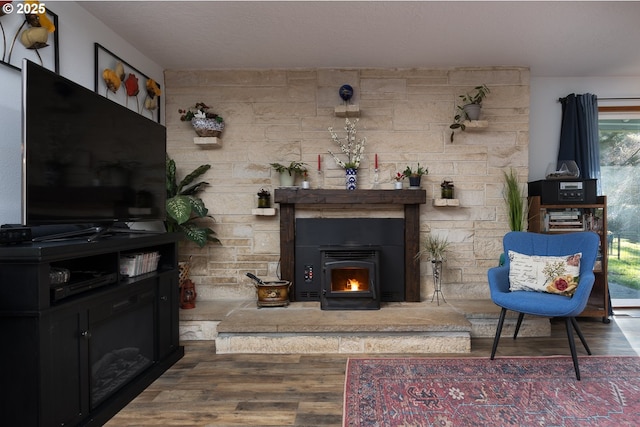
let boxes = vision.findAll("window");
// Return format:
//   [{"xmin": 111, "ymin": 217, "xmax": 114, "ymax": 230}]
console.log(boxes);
[{"xmin": 598, "ymin": 102, "xmax": 640, "ymax": 306}]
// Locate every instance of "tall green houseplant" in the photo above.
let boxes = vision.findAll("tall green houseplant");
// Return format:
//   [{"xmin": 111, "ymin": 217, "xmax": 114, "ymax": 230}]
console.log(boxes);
[
  {"xmin": 166, "ymin": 155, "xmax": 220, "ymax": 248},
  {"xmin": 503, "ymin": 168, "xmax": 526, "ymax": 231}
]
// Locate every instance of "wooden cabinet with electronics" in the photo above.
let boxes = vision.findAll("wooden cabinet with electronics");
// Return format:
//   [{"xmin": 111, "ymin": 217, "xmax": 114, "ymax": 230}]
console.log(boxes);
[
  {"xmin": 0, "ymin": 233, "xmax": 184, "ymax": 426},
  {"xmin": 528, "ymin": 195, "xmax": 610, "ymax": 322}
]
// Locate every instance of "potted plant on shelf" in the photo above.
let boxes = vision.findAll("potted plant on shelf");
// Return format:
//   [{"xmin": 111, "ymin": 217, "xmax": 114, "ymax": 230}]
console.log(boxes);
[
  {"xmin": 449, "ymin": 84, "xmax": 490, "ymax": 142},
  {"xmin": 270, "ymin": 161, "xmax": 308, "ymax": 187},
  {"xmin": 165, "ymin": 155, "xmax": 220, "ymax": 248},
  {"xmin": 178, "ymin": 102, "xmax": 225, "ymax": 137},
  {"xmin": 403, "ymin": 163, "xmax": 427, "ymax": 188}
]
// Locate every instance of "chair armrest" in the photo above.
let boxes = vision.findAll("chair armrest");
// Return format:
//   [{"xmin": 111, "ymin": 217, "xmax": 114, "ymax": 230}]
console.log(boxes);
[
  {"xmin": 572, "ymin": 270, "xmax": 596, "ymax": 301},
  {"xmin": 488, "ymin": 266, "xmax": 510, "ymax": 294}
]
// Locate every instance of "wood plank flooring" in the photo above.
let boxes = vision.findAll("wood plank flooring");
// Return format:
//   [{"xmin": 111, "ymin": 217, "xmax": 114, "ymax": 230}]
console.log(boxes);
[{"xmin": 105, "ymin": 314, "xmax": 640, "ymax": 427}]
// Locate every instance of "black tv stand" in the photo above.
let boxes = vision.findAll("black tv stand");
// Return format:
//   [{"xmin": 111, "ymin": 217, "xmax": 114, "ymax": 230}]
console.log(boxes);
[{"xmin": 0, "ymin": 233, "xmax": 183, "ymax": 426}]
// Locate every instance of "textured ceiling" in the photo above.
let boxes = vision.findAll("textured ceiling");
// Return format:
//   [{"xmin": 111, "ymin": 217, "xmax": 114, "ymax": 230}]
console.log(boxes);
[{"xmin": 79, "ymin": 1, "xmax": 640, "ymax": 77}]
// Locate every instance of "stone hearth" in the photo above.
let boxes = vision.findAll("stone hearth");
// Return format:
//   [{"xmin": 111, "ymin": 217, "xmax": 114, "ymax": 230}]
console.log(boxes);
[{"xmin": 178, "ymin": 299, "xmax": 551, "ymax": 354}]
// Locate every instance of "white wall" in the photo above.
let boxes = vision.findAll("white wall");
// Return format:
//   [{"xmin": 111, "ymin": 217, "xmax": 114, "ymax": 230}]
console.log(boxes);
[
  {"xmin": 0, "ymin": 1, "xmax": 164, "ymax": 225},
  {"xmin": 529, "ymin": 76, "xmax": 640, "ymax": 181}
]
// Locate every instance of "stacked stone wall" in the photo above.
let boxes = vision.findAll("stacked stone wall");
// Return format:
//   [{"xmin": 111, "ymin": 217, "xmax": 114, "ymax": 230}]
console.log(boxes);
[{"xmin": 165, "ymin": 67, "xmax": 529, "ymax": 300}]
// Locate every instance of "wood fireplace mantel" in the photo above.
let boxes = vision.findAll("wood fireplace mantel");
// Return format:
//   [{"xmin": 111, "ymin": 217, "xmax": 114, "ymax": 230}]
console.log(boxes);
[{"xmin": 274, "ymin": 189, "xmax": 427, "ymax": 302}]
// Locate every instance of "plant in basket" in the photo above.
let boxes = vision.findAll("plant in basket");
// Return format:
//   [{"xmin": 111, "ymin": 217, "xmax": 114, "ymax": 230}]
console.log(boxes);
[{"xmin": 178, "ymin": 102, "xmax": 225, "ymax": 137}]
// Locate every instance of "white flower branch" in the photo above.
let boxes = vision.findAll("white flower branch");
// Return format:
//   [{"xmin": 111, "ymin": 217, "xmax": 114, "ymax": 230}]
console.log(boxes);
[{"xmin": 328, "ymin": 118, "xmax": 366, "ymax": 169}]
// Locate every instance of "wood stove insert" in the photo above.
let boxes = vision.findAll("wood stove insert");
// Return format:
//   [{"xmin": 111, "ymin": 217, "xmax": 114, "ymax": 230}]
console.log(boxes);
[{"xmin": 321, "ymin": 247, "xmax": 380, "ymax": 310}]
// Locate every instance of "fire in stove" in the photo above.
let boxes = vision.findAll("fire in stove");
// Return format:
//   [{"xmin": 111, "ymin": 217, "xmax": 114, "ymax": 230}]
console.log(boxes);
[
  {"xmin": 346, "ymin": 278, "xmax": 361, "ymax": 291},
  {"xmin": 331, "ymin": 267, "xmax": 370, "ymax": 293},
  {"xmin": 321, "ymin": 249, "xmax": 380, "ymax": 310}
]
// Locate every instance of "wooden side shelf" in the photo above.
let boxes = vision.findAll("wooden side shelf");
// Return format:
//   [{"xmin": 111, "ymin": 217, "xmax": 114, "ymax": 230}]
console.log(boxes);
[{"xmin": 528, "ymin": 195, "xmax": 609, "ymax": 322}]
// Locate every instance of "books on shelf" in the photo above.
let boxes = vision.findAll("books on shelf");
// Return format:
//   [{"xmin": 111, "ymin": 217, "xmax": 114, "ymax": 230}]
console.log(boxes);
[
  {"xmin": 543, "ymin": 208, "xmax": 603, "ymax": 233},
  {"xmin": 119, "ymin": 251, "xmax": 160, "ymax": 277}
]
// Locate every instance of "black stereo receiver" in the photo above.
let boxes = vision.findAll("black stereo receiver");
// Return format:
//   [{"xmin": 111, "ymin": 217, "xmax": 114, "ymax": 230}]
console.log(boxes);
[{"xmin": 528, "ymin": 179, "xmax": 597, "ymax": 204}]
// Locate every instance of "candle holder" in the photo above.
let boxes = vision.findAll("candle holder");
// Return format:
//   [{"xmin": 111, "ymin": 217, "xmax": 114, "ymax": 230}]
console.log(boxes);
[
  {"xmin": 372, "ymin": 168, "xmax": 380, "ymax": 189},
  {"xmin": 315, "ymin": 170, "xmax": 324, "ymax": 188}
]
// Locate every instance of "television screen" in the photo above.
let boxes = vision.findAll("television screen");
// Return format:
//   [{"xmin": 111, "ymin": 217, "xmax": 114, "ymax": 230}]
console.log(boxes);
[{"xmin": 21, "ymin": 60, "xmax": 166, "ymax": 226}]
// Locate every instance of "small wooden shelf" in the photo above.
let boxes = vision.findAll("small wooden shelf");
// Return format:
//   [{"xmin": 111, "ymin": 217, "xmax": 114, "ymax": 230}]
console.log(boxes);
[
  {"xmin": 433, "ymin": 198, "xmax": 460, "ymax": 207},
  {"xmin": 252, "ymin": 208, "xmax": 277, "ymax": 216},
  {"xmin": 193, "ymin": 136, "xmax": 221, "ymax": 146},
  {"xmin": 463, "ymin": 120, "xmax": 488, "ymax": 128},
  {"xmin": 334, "ymin": 104, "xmax": 360, "ymax": 117}
]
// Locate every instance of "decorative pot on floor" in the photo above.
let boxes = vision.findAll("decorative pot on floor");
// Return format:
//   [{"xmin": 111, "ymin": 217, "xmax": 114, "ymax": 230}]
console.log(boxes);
[
  {"xmin": 191, "ymin": 118, "xmax": 224, "ymax": 137},
  {"xmin": 345, "ymin": 168, "xmax": 358, "ymax": 190},
  {"xmin": 178, "ymin": 256, "xmax": 197, "ymax": 309},
  {"xmin": 246, "ymin": 273, "xmax": 291, "ymax": 308}
]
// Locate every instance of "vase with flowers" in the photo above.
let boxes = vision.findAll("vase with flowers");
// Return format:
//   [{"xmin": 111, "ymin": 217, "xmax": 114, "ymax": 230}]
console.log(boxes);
[
  {"xmin": 394, "ymin": 172, "xmax": 405, "ymax": 189},
  {"xmin": 179, "ymin": 102, "xmax": 225, "ymax": 137},
  {"xmin": 328, "ymin": 118, "xmax": 366, "ymax": 190}
]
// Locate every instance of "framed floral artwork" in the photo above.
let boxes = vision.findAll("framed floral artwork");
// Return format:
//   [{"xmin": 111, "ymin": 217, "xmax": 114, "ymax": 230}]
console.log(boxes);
[
  {"xmin": 94, "ymin": 43, "xmax": 161, "ymax": 123},
  {"xmin": 0, "ymin": 2, "xmax": 59, "ymax": 73}
]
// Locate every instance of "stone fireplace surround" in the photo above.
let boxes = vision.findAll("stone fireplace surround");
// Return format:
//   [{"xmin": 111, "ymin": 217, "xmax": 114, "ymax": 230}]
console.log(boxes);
[{"xmin": 274, "ymin": 188, "xmax": 427, "ymax": 302}]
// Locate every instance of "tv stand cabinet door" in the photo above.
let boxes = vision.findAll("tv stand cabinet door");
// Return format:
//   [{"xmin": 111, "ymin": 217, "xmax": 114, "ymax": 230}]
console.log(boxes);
[
  {"xmin": 0, "ymin": 306, "xmax": 88, "ymax": 427},
  {"xmin": 41, "ymin": 306, "xmax": 89, "ymax": 426},
  {"xmin": 157, "ymin": 272, "xmax": 180, "ymax": 360}
]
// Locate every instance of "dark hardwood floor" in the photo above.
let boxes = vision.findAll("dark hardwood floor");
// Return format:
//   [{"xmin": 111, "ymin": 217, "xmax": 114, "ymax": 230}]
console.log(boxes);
[{"xmin": 105, "ymin": 314, "xmax": 640, "ymax": 427}]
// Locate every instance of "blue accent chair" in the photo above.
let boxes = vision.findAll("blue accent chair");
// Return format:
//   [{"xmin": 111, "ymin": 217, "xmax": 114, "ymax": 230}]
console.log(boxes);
[{"xmin": 488, "ymin": 231, "xmax": 601, "ymax": 380}]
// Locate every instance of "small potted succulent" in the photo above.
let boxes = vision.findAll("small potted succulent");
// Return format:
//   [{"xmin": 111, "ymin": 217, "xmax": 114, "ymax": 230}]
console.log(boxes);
[
  {"xmin": 179, "ymin": 102, "xmax": 225, "ymax": 137},
  {"xmin": 403, "ymin": 163, "xmax": 428, "ymax": 188},
  {"xmin": 270, "ymin": 161, "xmax": 308, "ymax": 187}
]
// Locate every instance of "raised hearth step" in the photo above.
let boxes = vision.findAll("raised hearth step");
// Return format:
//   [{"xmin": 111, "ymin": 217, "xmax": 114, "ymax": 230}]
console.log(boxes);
[{"xmin": 179, "ymin": 299, "xmax": 551, "ymax": 354}]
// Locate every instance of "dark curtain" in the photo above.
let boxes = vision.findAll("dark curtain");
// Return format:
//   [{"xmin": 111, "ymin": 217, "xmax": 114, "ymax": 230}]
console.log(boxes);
[{"xmin": 558, "ymin": 93, "xmax": 601, "ymax": 193}]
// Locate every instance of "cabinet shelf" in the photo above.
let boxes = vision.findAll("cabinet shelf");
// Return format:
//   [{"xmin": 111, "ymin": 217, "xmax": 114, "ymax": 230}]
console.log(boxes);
[{"xmin": 528, "ymin": 195, "xmax": 609, "ymax": 322}]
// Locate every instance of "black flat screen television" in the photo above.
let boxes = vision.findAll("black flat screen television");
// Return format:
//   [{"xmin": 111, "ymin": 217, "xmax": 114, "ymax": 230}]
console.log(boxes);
[{"xmin": 21, "ymin": 60, "xmax": 166, "ymax": 227}]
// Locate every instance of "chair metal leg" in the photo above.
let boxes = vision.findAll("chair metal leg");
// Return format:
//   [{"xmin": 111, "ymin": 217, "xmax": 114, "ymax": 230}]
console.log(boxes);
[
  {"xmin": 570, "ymin": 317, "xmax": 592, "ymax": 355},
  {"xmin": 491, "ymin": 308, "xmax": 507, "ymax": 360},
  {"xmin": 514, "ymin": 312, "xmax": 524, "ymax": 339},
  {"xmin": 565, "ymin": 317, "xmax": 581, "ymax": 380}
]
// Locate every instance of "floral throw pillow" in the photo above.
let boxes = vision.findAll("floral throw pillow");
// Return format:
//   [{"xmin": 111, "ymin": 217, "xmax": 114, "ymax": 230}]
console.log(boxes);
[{"xmin": 508, "ymin": 250, "xmax": 582, "ymax": 296}]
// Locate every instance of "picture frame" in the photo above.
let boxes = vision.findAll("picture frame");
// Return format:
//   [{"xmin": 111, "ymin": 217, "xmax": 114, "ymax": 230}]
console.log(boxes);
[
  {"xmin": 0, "ymin": 5, "xmax": 59, "ymax": 73},
  {"xmin": 94, "ymin": 43, "xmax": 161, "ymax": 123}
]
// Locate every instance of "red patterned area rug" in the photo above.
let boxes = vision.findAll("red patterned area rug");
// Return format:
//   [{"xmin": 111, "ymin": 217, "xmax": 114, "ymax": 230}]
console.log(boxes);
[{"xmin": 343, "ymin": 356, "xmax": 640, "ymax": 427}]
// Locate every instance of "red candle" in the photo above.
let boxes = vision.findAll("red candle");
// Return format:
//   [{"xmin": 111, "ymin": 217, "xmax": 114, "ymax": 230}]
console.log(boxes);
[
  {"xmin": 317, "ymin": 154, "xmax": 321, "ymax": 171},
  {"xmin": 375, "ymin": 154, "xmax": 378, "ymax": 169}
]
